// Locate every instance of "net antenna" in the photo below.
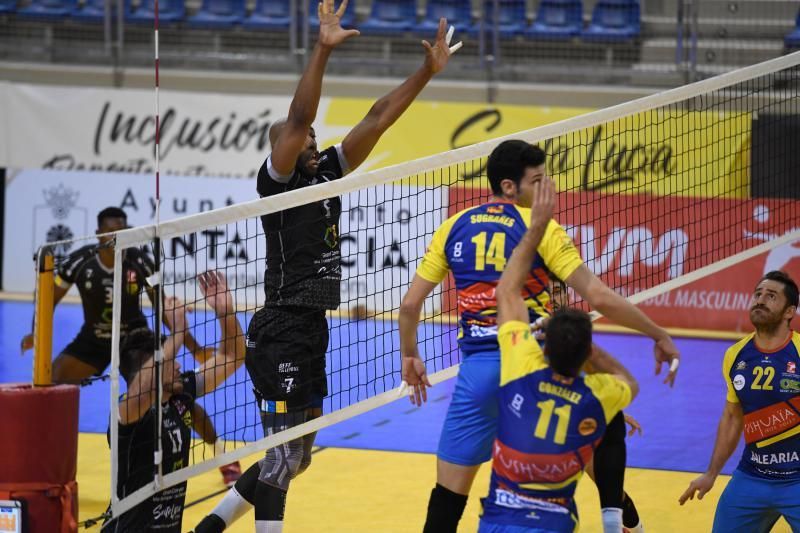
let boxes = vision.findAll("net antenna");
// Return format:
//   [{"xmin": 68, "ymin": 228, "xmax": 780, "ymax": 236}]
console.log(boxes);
[{"xmin": 107, "ymin": 50, "xmax": 800, "ymax": 518}]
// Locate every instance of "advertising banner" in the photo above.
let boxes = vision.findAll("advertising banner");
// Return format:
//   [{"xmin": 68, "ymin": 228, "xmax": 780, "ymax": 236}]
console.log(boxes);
[
  {"xmin": 2, "ymin": 169, "xmax": 445, "ymax": 313},
  {"xmin": 446, "ymin": 186, "xmax": 800, "ymax": 333}
]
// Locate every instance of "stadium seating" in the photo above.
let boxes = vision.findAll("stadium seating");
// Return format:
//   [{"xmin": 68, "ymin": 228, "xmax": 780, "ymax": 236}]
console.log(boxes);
[
  {"xmin": 125, "ymin": 0, "xmax": 185, "ymax": 23},
  {"xmin": 469, "ymin": 0, "xmax": 527, "ymax": 37},
  {"xmin": 308, "ymin": 0, "xmax": 356, "ymax": 27},
  {"xmin": 188, "ymin": 0, "xmax": 245, "ymax": 28},
  {"xmin": 359, "ymin": 0, "xmax": 415, "ymax": 34},
  {"xmin": 413, "ymin": 0, "xmax": 472, "ymax": 34},
  {"xmin": 242, "ymin": 0, "xmax": 291, "ymax": 29},
  {"xmin": 525, "ymin": 0, "xmax": 582, "ymax": 40},
  {"xmin": 70, "ymin": 0, "xmax": 111, "ymax": 22},
  {"xmin": 0, "ymin": 0, "xmax": 16, "ymax": 13},
  {"xmin": 582, "ymin": 0, "xmax": 640, "ymax": 42},
  {"xmin": 786, "ymin": 9, "xmax": 800, "ymax": 48},
  {"xmin": 18, "ymin": 0, "xmax": 77, "ymax": 19}
]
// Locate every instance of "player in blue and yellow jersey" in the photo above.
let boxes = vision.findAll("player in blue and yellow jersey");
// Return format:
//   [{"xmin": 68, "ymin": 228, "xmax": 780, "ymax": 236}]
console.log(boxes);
[
  {"xmin": 680, "ymin": 270, "xmax": 800, "ymax": 531},
  {"xmin": 399, "ymin": 140, "xmax": 679, "ymax": 532},
  {"xmin": 481, "ymin": 175, "xmax": 638, "ymax": 532}
]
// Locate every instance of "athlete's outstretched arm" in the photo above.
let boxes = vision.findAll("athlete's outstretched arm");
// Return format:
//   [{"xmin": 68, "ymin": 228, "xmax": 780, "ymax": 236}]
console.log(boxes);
[
  {"xmin": 586, "ymin": 343, "xmax": 639, "ymax": 400},
  {"xmin": 270, "ymin": 0, "xmax": 359, "ymax": 176},
  {"xmin": 496, "ymin": 179, "xmax": 555, "ymax": 327},
  {"xmin": 399, "ymin": 275, "xmax": 438, "ymax": 406},
  {"xmin": 341, "ymin": 18, "xmax": 461, "ymax": 171},
  {"xmin": 119, "ymin": 297, "xmax": 187, "ymax": 425},
  {"xmin": 679, "ymin": 400, "xmax": 743, "ymax": 504},
  {"xmin": 195, "ymin": 271, "xmax": 245, "ymax": 396},
  {"xmin": 565, "ymin": 266, "xmax": 680, "ymax": 386}
]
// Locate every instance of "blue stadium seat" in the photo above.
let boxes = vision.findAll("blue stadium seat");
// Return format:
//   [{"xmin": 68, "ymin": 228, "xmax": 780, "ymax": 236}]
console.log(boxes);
[
  {"xmin": 188, "ymin": 0, "xmax": 245, "ymax": 28},
  {"xmin": 582, "ymin": 0, "xmax": 639, "ymax": 42},
  {"xmin": 358, "ymin": 0, "xmax": 415, "ymax": 35},
  {"xmin": 18, "ymin": 0, "xmax": 76, "ymax": 19},
  {"xmin": 308, "ymin": 0, "xmax": 356, "ymax": 27},
  {"xmin": 0, "ymin": 0, "xmax": 16, "ymax": 14},
  {"xmin": 469, "ymin": 0, "xmax": 527, "ymax": 38},
  {"xmin": 786, "ymin": 9, "xmax": 800, "ymax": 48},
  {"xmin": 71, "ymin": 0, "xmax": 112, "ymax": 22},
  {"xmin": 125, "ymin": 0, "xmax": 184, "ymax": 23},
  {"xmin": 525, "ymin": 0, "xmax": 582, "ymax": 40},
  {"xmin": 414, "ymin": 0, "xmax": 472, "ymax": 34},
  {"xmin": 242, "ymin": 0, "xmax": 291, "ymax": 29}
]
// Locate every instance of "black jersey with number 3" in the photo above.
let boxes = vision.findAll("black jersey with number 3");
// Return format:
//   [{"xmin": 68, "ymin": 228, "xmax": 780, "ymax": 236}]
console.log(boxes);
[
  {"xmin": 55, "ymin": 245, "xmax": 154, "ymax": 340},
  {"xmin": 257, "ymin": 145, "xmax": 347, "ymax": 310},
  {"xmin": 104, "ymin": 371, "xmax": 197, "ymax": 533}
]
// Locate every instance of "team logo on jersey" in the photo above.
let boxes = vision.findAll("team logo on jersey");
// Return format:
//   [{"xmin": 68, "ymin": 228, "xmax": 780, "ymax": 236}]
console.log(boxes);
[
  {"xmin": 578, "ymin": 417, "xmax": 598, "ymax": 436},
  {"xmin": 508, "ymin": 393, "xmax": 524, "ymax": 418},
  {"xmin": 736, "ymin": 360, "xmax": 747, "ymax": 371},
  {"xmin": 324, "ymin": 224, "xmax": 339, "ymax": 248},
  {"xmin": 788, "ymin": 362, "xmax": 796, "ymax": 374},
  {"xmin": 733, "ymin": 374, "xmax": 746, "ymax": 391},
  {"xmin": 487, "ymin": 205, "xmax": 505, "ymax": 214},
  {"xmin": 126, "ymin": 269, "xmax": 139, "ymax": 295}
]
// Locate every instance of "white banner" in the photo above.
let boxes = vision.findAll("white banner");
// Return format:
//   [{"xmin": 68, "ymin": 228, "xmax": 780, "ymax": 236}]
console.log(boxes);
[
  {"xmin": 0, "ymin": 82, "xmax": 349, "ymax": 178},
  {"xmin": 2, "ymin": 169, "xmax": 445, "ymax": 314}
]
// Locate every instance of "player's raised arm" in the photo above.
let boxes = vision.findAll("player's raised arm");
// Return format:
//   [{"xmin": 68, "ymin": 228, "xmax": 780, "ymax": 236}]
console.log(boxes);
[
  {"xmin": 565, "ymin": 264, "xmax": 680, "ymax": 386},
  {"xmin": 194, "ymin": 271, "xmax": 245, "ymax": 396},
  {"xmin": 119, "ymin": 298, "xmax": 187, "ymax": 425},
  {"xmin": 496, "ymin": 178, "xmax": 555, "ymax": 327},
  {"xmin": 341, "ymin": 18, "xmax": 461, "ymax": 171},
  {"xmin": 679, "ymin": 400, "xmax": 743, "ymax": 505},
  {"xmin": 270, "ymin": 0, "xmax": 359, "ymax": 176}
]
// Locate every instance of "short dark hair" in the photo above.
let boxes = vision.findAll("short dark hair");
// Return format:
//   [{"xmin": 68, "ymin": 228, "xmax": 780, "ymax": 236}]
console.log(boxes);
[
  {"xmin": 119, "ymin": 328, "xmax": 155, "ymax": 384},
  {"xmin": 97, "ymin": 207, "xmax": 127, "ymax": 228},
  {"xmin": 759, "ymin": 270, "xmax": 799, "ymax": 308},
  {"xmin": 545, "ymin": 309, "xmax": 593, "ymax": 377},
  {"xmin": 486, "ymin": 140, "xmax": 546, "ymax": 195}
]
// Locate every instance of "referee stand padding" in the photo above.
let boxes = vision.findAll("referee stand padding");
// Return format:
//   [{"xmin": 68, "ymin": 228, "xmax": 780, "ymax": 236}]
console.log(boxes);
[{"xmin": 0, "ymin": 384, "xmax": 79, "ymax": 533}]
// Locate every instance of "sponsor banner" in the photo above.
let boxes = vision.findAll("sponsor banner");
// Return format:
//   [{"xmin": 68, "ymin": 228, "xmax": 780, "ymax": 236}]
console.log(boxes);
[
  {"xmin": 0, "ymin": 81, "xmax": 590, "ymax": 179},
  {"xmin": 0, "ymin": 82, "xmax": 752, "ymax": 198},
  {"xmin": 445, "ymin": 187, "xmax": 800, "ymax": 332},
  {"xmin": 2, "ymin": 169, "xmax": 445, "ymax": 313}
]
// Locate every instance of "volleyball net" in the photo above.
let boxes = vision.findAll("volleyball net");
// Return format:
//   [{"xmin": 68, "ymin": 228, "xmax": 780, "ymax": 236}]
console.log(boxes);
[{"xmin": 28, "ymin": 51, "xmax": 799, "ymax": 518}]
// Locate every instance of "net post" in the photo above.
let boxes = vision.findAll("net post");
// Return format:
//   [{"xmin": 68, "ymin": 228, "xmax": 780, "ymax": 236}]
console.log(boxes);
[
  {"xmin": 33, "ymin": 247, "xmax": 54, "ymax": 387},
  {"xmin": 109, "ymin": 243, "xmax": 124, "ymax": 513},
  {"xmin": 152, "ymin": 235, "xmax": 164, "ymax": 489}
]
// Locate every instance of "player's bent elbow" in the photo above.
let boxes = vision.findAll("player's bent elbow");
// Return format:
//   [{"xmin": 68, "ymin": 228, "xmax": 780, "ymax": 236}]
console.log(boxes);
[{"xmin": 627, "ymin": 377, "xmax": 640, "ymax": 401}]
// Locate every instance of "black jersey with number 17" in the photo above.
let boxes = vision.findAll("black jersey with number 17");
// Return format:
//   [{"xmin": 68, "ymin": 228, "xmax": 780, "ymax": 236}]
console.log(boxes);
[
  {"xmin": 257, "ymin": 145, "xmax": 348, "ymax": 310},
  {"xmin": 103, "ymin": 371, "xmax": 197, "ymax": 533},
  {"xmin": 55, "ymin": 245, "xmax": 154, "ymax": 340}
]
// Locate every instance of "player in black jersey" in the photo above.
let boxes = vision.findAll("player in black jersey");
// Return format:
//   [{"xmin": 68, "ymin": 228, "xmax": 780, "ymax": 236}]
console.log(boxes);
[
  {"xmin": 103, "ymin": 271, "xmax": 245, "ymax": 533},
  {"xmin": 193, "ymin": 2, "xmax": 461, "ymax": 531},
  {"xmin": 21, "ymin": 207, "xmax": 151, "ymax": 382},
  {"xmin": 21, "ymin": 207, "xmax": 242, "ymax": 485}
]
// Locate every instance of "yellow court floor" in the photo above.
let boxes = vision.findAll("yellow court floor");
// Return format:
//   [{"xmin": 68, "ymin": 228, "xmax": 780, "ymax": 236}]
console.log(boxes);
[{"xmin": 76, "ymin": 433, "xmax": 792, "ymax": 532}]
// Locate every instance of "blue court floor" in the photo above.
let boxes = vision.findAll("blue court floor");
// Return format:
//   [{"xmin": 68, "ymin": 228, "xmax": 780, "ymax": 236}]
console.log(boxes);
[{"xmin": 0, "ymin": 299, "xmax": 743, "ymax": 475}]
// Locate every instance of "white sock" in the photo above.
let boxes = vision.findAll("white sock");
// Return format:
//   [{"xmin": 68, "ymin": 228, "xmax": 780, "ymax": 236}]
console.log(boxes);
[
  {"xmin": 601, "ymin": 507, "xmax": 624, "ymax": 533},
  {"xmin": 255, "ymin": 520, "xmax": 283, "ymax": 533},
  {"xmin": 212, "ymin": 487, "xmax": 251, "ymax": 527}
]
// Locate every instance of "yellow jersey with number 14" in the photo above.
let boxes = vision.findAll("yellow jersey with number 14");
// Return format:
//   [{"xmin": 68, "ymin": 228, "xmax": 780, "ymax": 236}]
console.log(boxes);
[{"xmin": 416, "ymin": 201, "xmax": 583, "ymax": 355}]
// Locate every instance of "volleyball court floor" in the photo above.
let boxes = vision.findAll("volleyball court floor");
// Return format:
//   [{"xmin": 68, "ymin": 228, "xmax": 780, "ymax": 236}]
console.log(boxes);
[{"xmin": 0, "ymin": 299, "xmax": 792, "ymax": 532}]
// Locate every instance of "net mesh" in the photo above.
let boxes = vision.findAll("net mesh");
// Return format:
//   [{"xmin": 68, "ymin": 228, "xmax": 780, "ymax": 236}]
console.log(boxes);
[{"xmin": 94, "ymin": 51, "xmax": 800, "ymax": 517}]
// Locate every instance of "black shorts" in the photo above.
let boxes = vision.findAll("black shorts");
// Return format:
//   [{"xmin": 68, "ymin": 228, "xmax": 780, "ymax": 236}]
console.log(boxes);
[
  {"xmin": 60, "ymin": 331, "xmax": 112, "ymax": 374},
  {"xmin": 245, "ymin": 306, "xmax": 329, "ymax": 413}
]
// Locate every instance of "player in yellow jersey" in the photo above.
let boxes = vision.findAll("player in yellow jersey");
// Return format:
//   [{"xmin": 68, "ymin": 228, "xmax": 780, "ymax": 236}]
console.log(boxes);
[
  {"xmin": 479, "ymin": 175, "xmax": 638, "ymax": 531},
  {"xmin": 680, "ymin": 271, "xmax": 800, "ymax": 531},
  {"xmin": 399, "ymin": 140, "xmax": 678, "ymax": 532}
]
